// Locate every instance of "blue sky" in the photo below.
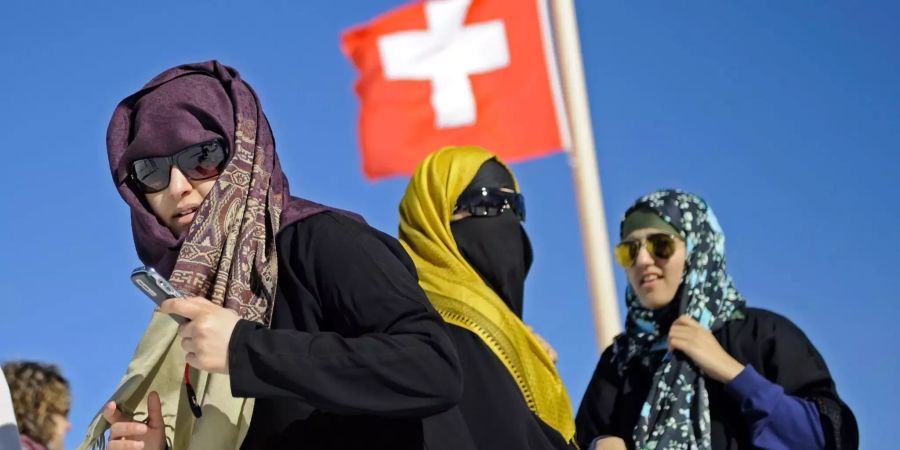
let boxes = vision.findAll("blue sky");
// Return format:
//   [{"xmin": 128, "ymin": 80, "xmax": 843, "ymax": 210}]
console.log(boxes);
[{"xmin": 1, "ymin": 1, "xmax": 896, "ymax": 448}]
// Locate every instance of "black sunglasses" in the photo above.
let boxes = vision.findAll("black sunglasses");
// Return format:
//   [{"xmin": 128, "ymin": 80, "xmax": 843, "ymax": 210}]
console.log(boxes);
[
  {"xmin": 614, "ymin": 233, "xmax": 679, "ymax": 268},
  {"xmin": 454, "ymin": 187, "xmax": 526, "ymax": 222},
  {"xmin": 129, "ymin": 140, "xmax": 229, "ymax": 194}
]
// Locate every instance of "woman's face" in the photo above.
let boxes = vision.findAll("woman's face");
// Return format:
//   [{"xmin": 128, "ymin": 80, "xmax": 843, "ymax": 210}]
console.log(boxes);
[
  {"xmin": 144, "ymin": 166, "xmax": 217, "ymax": 237},
  {"xmin": 624, "ymin": 227, "xmax": 687, "ymax": 309},
  {"xmin": 47, "ymin": 413, "xmax": 71, "ymax": 450}
]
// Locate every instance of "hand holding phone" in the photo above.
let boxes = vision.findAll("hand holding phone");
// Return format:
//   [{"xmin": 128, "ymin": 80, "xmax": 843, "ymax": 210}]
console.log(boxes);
[{"xmin": 131, "ymin": 266, "xmax": 189, "ymax": 324}]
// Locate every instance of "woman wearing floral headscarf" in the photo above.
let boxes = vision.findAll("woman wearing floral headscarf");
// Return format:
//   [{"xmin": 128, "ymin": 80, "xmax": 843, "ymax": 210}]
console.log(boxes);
[{"xmin": 575, "ymin": 190, "xmax": 857, "ymax": 450}]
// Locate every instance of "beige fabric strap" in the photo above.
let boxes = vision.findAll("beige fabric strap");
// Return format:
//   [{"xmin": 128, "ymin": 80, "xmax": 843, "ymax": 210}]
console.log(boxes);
[{"xmin": 77, "ymin": 312, "xmax": 252, "ymax": 450}]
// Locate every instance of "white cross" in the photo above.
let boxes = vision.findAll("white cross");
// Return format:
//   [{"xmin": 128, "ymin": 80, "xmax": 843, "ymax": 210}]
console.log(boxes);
[{"xmin": 377, "ymin": 0, "xmax": 510, "ymax": 128}]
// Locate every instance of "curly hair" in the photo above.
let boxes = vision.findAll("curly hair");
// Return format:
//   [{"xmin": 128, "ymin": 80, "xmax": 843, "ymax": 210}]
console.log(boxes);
[{"xmin": 2, "ymin": 361, "xmax": 70, "ymax": 446}]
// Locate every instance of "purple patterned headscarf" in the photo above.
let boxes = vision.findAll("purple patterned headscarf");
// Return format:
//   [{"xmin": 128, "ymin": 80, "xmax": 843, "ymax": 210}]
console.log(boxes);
[{"xmin": 108, "ymin": 61, "xmax": 332, "ymax": 325}]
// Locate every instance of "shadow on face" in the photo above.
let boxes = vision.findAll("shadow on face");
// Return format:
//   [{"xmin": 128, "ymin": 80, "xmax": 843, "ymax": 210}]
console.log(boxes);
[{"xmin": 144, "ymin": 166, "xmax": 218, "ymax": 237}]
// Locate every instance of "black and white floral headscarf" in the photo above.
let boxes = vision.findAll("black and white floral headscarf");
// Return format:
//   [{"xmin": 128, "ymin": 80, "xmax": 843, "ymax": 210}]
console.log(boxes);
[{"xmin": 612, "ymin": 189, "xmax": 746, "ymax": 450}]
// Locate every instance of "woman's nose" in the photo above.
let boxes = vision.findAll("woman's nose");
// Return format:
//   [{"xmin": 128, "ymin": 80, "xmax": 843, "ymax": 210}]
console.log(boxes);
[
  {"xmin": 167, "ymin": 166, "xmax": 193, "ymax": 196},
  {"xmin": 634, "ymin": 244, "xmax": 655, "ymax": 266}
]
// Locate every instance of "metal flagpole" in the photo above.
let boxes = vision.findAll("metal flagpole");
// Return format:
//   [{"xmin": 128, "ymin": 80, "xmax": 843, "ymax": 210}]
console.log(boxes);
[{"xmin": 549, "ymin": 0, "xmax": 622, "ymax": 351}]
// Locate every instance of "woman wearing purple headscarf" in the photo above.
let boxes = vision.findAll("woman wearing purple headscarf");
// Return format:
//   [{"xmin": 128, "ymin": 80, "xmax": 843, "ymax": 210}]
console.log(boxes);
[{"xmin": 79, "ymin": 61, "xmax": 462, "ymax": 450}]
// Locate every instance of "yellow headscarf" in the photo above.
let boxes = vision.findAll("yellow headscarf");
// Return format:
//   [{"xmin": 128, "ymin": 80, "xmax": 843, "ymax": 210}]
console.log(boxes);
[{"xmin": 399, "ymin": 146, "xmax": 576, "ymax": 443}]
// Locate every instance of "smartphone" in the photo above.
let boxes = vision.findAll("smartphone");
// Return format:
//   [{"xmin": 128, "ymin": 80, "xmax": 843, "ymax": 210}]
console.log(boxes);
[{"xmin": 131, "ymin": 266, "xmax": 188, "ymax": 324}]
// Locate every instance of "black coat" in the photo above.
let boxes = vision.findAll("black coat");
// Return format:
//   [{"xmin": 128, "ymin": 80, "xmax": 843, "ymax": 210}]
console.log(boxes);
[
  {"xmin": 228, "ymin": 212, "xmax": 463, "ymax": 450},
  {"xmin": 575, "ymin": 308, "xmax": 858, "ymax": 450},
  {"xmin": 423, "ymin": 325, "xmax": 576, "ymax": 450}
]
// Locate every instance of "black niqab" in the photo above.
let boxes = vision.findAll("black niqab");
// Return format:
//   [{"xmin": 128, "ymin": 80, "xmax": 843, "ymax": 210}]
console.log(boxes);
[{"xmin": 450, "ymin": 159, "xmax": 532, "ymax": 317}]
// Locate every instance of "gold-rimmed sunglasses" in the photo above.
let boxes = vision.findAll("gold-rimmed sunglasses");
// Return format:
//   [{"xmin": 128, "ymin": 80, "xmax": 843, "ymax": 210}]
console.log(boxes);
[{"xmin": 614, "ymin": 233, "xmax": 679, "ymax": 268}]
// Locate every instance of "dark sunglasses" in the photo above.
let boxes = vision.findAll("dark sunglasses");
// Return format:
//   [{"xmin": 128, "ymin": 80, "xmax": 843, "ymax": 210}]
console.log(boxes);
[
  {"xmin": 614, "ymin": 233, "xmax": 679, "ymax": 268},
  {"xmin": 129, "ymin": 140, "xmax": 229, "ymax": 194},
  {"xmin": 454, "ymin": 187, "xmax": 526, "ymax": 222}
]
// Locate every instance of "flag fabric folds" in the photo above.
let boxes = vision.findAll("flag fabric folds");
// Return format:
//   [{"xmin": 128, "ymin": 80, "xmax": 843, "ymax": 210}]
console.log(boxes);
[{"xmin": 342, "ymin": 0, "xmax": 569, "ymax": 179}]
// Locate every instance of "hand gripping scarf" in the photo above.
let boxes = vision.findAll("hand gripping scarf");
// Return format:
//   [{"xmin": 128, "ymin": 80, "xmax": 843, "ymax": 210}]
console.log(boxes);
[
  {"xmin": 79, "ymin": 61, "xmax": 333, "ymax": 450},
  {"xmin": 612, "ymin": 189, "xmax": 746, "ymax": 450},
  {"xmin": 398, "ymin": 146, "xmax": 576, "ymax": 443}
]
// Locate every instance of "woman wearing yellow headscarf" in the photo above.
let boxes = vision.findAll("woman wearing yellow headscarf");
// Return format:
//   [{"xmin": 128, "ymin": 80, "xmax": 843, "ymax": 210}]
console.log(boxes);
[{"xmin": 400, "ymin": 146, "xmax": 576, "ymax": 449}]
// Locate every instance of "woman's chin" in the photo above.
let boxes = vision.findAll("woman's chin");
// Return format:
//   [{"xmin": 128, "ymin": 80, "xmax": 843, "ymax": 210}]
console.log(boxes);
[{"xmin": 639, "ymin": 294, "xmax": 675, "ymax": 310}]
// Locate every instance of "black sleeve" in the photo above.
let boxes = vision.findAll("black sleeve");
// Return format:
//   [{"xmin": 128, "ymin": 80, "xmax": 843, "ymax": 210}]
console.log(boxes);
[
  {"xmin": 740, "ymin": 309, "xmax": 859, "ymax": 450},
  {"xmin": 227, "ymin": 212, "xmax": 462, "ymax": 418},
  {"xmin": 575, "ymin": 344, "xmax": 625, "ymax": 449}
]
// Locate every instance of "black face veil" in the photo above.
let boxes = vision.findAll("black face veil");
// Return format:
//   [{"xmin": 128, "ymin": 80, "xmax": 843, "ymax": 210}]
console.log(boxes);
[{"xmin": 450, "ymin": 159, "xmax": 532, "ymax": 317}]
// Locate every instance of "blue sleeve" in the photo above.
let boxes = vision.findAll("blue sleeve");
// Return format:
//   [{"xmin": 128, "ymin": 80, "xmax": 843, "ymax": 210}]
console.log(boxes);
[{"xmin": 724, "ymin": 365, "xmax": 826, "ymax": 450}]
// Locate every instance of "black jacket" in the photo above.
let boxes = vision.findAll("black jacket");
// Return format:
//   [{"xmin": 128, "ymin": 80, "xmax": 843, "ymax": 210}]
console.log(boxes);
[
  {"xmin": 229, "ymin": 212, "xmax": 462, "ymax": 450},
  {"xmin": 576, "ymin": 308, "xmax": 858, "ymax": 450}
]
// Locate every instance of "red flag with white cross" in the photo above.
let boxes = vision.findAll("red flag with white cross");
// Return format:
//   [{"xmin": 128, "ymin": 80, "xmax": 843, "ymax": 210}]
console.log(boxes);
[{"xmin": 342, "ymin": 0, "xmax": 570, "ymax": 179}]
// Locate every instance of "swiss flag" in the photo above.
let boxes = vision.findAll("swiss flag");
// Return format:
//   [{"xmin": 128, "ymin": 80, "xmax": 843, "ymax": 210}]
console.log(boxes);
[{"xmin": 342, "ymin": 0, "xmax": 570, "ymax": 179}]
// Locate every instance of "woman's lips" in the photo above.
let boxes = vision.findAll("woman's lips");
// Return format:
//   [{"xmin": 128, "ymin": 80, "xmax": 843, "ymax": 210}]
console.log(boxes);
[
  {"xmin": 640, "ymin": 273, "xmax": 662, "ymax": 288},
  {"xmin": 174, "ymin": 206, "xmax": 198, "ymax": 226},
  {"xmin": 175, "ymin": 211, "xmax": 195, "ymax": 225}
]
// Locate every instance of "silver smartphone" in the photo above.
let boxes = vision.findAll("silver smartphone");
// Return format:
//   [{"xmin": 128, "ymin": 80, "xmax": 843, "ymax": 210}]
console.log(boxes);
[{"xmin": 131, "ymin": 266, "xmax": 188, "ymax": 324}]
